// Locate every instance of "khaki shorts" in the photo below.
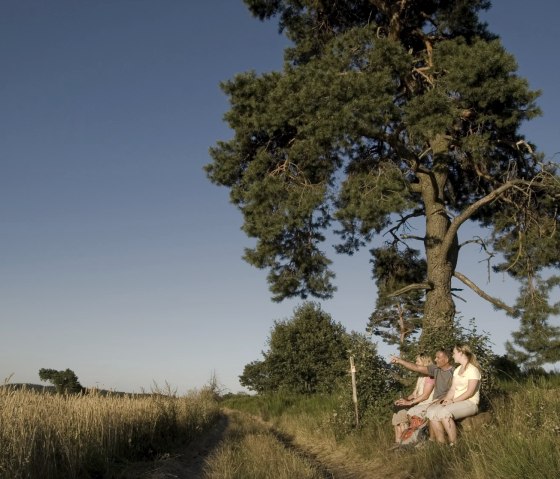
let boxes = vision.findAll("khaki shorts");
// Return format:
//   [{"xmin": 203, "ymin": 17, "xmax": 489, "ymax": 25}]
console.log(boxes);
[
  {"xmin": 392, "ymin": 409, "xmax": 409, "ymax": 426},
  {"xmin": 406, "ymin": 400, "xmax": 434, "ymax": 419},
  {"xmin": 426, "ymin": 400, "xmax": 478, "ymax": 421}
]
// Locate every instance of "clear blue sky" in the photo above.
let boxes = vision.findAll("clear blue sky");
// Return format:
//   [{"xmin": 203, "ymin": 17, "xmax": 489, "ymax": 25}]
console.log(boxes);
[{"xmin": 1, "ymin": 1, "xmax": 558, "ymax": 394}]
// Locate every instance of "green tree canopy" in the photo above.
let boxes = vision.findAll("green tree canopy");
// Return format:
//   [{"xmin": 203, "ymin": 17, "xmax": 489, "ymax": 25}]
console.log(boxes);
[
  {"xmin": 207, "ymin": 0, "xmax": 560, "ymax": 348},
  {"xmin": 506, "ymin": 276, "xmax": 560, "ymax": 369},
  {"xmin": 366, "ymin": 245, "xmax": 426, "ymax": 354},
  {"xmin": 39, "ymin": 368, "xmax": 84, "ymax": 394},
  {"xmin": 240, "ymin": 302, "xmax": 349, "ymax": 393}
]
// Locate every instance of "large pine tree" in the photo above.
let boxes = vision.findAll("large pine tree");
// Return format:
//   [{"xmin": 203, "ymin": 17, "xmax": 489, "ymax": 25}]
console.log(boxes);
[{"xmin": 207, "ymin": 0, "xmax": 560, "ymax": 348}]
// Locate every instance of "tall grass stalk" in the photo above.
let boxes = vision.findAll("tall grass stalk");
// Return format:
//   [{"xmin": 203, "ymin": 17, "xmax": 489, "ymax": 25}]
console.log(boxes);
[{"xmin": 0, "ymin": 385, "xmax": 219, "ymax": 478}]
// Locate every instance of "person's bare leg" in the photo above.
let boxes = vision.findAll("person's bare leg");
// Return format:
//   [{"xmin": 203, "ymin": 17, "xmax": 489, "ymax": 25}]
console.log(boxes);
[
  {"xmin": 428, "ymin": 421, "xmax": 435, "ymax": 440},
  {"xmin": 394, "ymin": 425, "xmax": 401, "ymax": 442},
  {"xmin": 395, "ymin": 422, "xmax": 408, "ymax": 442},
  {"xmin": 430, "ymin": 420, "xmax": 446, "ymax": 443},
  {"xmin": 441, "ymin": 416, "xmax": 457, "ymax": 444}
]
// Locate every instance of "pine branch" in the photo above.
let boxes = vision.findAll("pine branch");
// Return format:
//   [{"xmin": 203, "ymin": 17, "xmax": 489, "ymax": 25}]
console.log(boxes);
[
  {"xmin": 453, "ymin": 271, "xmax": 517, "ymax": 316},
  {"xmin": 388, "ymin": 282, "xmax": 432, "ymax": 297},
  {"xmin": 449, "ymin": 180, "xmax": 526, "ymax": 240},
  {"xmin": 442, "ymin": 174, "xmax": 553, "ymax": 255}
]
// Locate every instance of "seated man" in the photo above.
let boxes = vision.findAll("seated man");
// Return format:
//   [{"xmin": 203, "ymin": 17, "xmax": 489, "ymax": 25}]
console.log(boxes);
[{"xmin": 390, "ymin": 349, "xmax": 455, "ymax": 439}]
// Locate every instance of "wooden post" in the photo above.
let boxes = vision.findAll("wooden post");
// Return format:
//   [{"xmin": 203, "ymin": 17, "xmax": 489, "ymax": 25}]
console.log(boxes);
[{"xmin": 350, "ymin": 356, "xmax": 359, "ymax": 428}]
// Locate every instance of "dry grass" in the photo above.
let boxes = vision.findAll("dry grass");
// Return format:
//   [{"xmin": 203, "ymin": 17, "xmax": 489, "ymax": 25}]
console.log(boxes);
[
  {"xmin": 202, "ymin": 409, "xmax": 325, "ymax": 479},
  {"xmin": 222, "ymin": 376, "xmax": 560, "ymax": 479},
  {"xmin": 0, "ymin": 384, "xmax": 220, "ymax": 478}
]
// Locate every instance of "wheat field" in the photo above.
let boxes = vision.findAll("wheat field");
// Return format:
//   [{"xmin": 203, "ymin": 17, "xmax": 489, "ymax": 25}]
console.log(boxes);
[{"xmin": 0, "ymin": 384, "xmax": 219, "ymax": 478}]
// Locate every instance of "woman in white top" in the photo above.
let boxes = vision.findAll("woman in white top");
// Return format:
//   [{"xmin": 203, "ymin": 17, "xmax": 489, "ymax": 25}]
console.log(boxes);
[
  {"xmin": 426, "ymin": 344, "xmax": 481, "ymax": 445},
  {"xmin": 391, "ymin": 354, "xmax": 435, "ymax": 444}
]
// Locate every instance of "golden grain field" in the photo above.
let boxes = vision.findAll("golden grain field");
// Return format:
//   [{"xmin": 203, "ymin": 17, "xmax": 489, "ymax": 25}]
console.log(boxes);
[{"xmin": 0, "ymin": 384, "xmax": 220, "ymax": 478}]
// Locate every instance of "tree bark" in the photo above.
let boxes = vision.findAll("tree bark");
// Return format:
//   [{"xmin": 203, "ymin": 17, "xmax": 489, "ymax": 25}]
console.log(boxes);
[{"xmin": 418, "ymin": 159, "xmax": 458, "ymax": 349}]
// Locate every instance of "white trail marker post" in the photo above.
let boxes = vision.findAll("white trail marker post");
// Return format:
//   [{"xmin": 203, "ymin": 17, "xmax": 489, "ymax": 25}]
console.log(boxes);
[{"xmin": 350, "ymin": 356, "xmax": 359, "ymax": 428}]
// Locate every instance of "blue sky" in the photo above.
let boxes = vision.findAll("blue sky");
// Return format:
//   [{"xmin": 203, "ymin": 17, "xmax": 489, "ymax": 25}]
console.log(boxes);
[{"xmin": 1, "ymin": 1, "xmax": 558, "ymax": 394}]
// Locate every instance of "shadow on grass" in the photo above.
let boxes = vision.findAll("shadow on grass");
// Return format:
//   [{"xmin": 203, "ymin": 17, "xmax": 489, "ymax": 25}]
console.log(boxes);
[{"xmin": 109, "ymin": 413, "xmax": 230, "ymax": 479}]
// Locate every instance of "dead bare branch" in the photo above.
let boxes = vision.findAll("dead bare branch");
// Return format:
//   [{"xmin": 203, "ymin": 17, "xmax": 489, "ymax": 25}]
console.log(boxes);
[
  {"xmin": 401, "ymin": 234, "xmax": 425, "ymax": 242},
  {"xmin": 384, "ymin": 209, "xmax": 425, "ymax": 244},
  {"xmin": 459, "ymin": 236, "xmax": 496, "ymax": 282}
]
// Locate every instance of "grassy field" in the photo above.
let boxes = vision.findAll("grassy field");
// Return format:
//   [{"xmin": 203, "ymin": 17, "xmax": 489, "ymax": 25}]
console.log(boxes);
[
  {"xmin": 222, "ymin": 375, "xmax": 560, "ymax": 479},
  {"xmin": 2, "ymin": 375, "xmax": 557, "ymax": 478},
  {"xmin": 0, "ymin": 384, "xmax": 220, "ymax": 478}
]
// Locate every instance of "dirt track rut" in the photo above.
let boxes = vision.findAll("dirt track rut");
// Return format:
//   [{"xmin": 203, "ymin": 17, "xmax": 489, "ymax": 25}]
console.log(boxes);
[{"xmin": 118, "ymin": 409, "xmax": 404, "ymax": 479}]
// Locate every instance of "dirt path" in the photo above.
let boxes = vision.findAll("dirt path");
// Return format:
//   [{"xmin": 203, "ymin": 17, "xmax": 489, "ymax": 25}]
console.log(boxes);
[
  {"xmin": 117, "ymin": 409, "xmax": 404, "ymax": 479},
  {"xmin": 117, "ymin": 414, "xmax": 231, "ymax": 478},
  {"xmin": 234, "ymin": 409, "xmax": 398, "ymax": 479}
]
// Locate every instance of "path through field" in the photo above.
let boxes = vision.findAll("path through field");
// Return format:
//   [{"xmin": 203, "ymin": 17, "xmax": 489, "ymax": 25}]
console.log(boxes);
[{"xmin": 120, "ymin": 409, "xmax": 406, "ymax": 479}]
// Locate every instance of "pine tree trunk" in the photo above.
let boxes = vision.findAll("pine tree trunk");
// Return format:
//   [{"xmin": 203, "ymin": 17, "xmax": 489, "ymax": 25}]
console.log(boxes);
[{"xmin": 418, "ymin": 161, "xmax": 458, "ymax": 350}]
